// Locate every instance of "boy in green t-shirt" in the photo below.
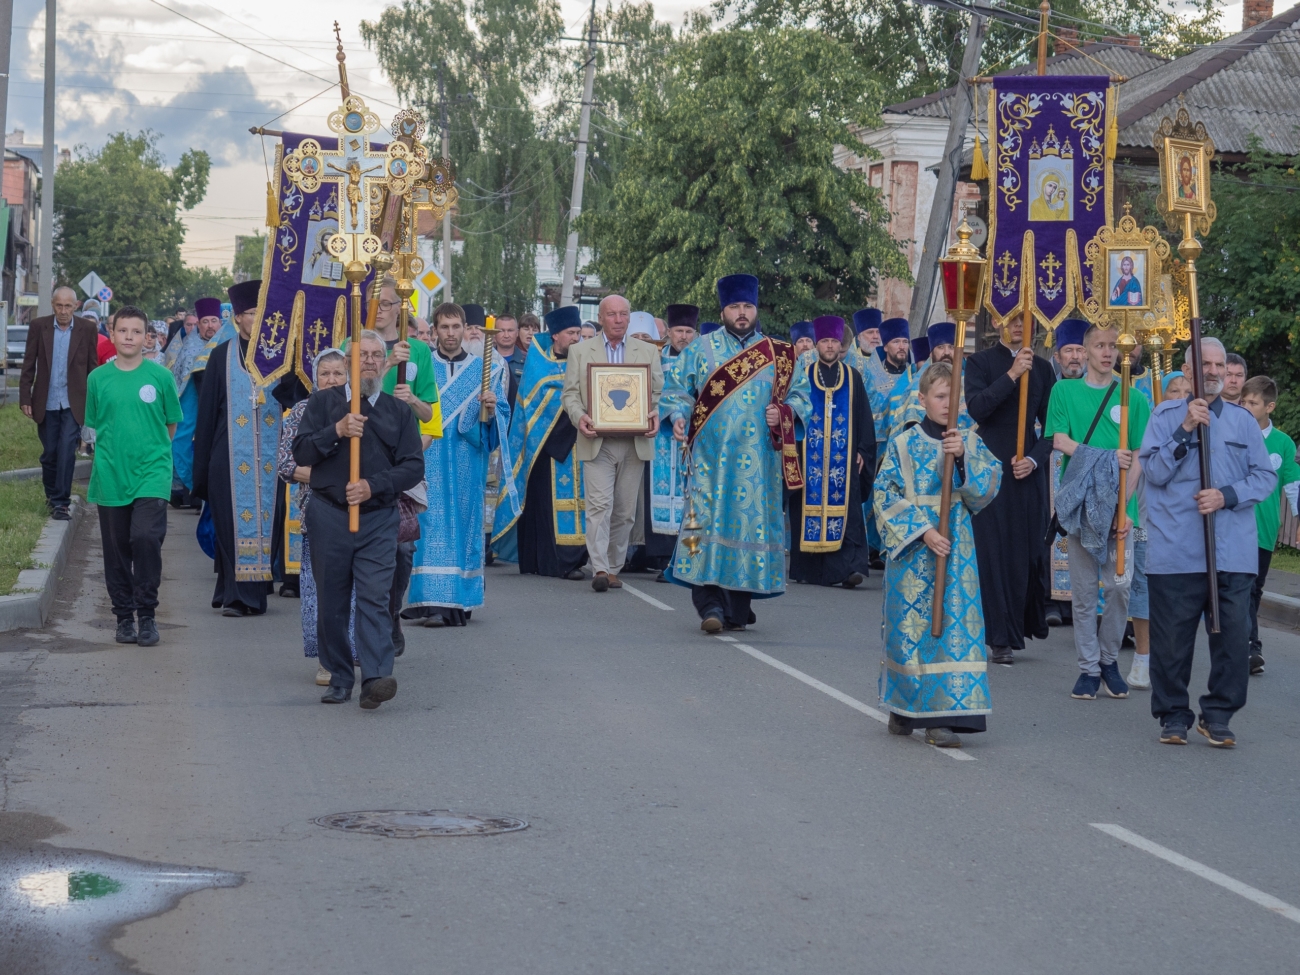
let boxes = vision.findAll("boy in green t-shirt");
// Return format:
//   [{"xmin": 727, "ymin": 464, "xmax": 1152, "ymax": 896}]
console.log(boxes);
[
  {"xmin": 84, "ymin": 306, "xmax": 183, "ymax": 647},
  {"xmin": 1240, "ymin": 375, "xmax": 1300, "ymax": 675},
  {"xmin": 1044, "ymin": 322, "xmax": 1151, "ymax": 701}
]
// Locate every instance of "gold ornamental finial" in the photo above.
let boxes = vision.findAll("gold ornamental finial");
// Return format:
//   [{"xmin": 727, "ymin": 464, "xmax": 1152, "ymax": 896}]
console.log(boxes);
[{"xmin": 334, "ymin": 22, "xmax": 350, "ymax": 98}]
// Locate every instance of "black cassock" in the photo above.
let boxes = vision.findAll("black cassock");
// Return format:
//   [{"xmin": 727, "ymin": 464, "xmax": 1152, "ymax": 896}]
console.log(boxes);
[
  {"xmin": 517, "ymin": 411, "xmax": 589, "ymax": 579},
  {"xmin": 191, "ymin": 336, "xmax": 272, "ymax": 614},
  {"xmin": 789, "ymin": 360, "xmax": 876, "ymax": 586},
  {"xmin": 964, "ymin": 342, "xmax": 1056, "ymax": 650}
]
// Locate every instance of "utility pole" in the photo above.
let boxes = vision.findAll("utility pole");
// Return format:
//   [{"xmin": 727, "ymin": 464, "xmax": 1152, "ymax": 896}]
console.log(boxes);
[
  {"xmin": 37, "ymin": 0, "xmax": 54, "ymax": 316},
  {"xmin": 906, "ymin": 0, "xmax": 989, "ymax": 331},
  {"xmin": 439, "ymin": 63, "xmax": 452, "ymax": 304},
  {"xmin": 558, "ymin": 0, "xmax": 597, "ymax": 308},
  {"xmin": 0, "ymin": 0, "xmax": 12, "ymax": 162}
]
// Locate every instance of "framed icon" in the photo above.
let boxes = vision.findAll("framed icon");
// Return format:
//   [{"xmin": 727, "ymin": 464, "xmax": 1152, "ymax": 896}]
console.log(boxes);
[
  {"xmin": 1162, "ymin": 138, "xmax": 1209, "ymax": 216},
  {"xmin": 1106, "ymin": 246, "xmax": 1152, "ymax": 311},
  {"xmin": 587, "ymin": 362, "xmax": 652, "ymax": 436}
]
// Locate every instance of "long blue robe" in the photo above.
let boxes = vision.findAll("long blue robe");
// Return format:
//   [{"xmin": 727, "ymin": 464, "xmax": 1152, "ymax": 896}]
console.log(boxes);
[
  {"xmin": 892, "ymin": 362, "xmax": 974, "ymax": 438},
  {"xmin": 660, "ymin": 329, "xmax": 810, "ymax": 595},
  {"xmin": 165, "ymin": 327, "xmax": 206, "ymax": 491},
  {"xmin": 875, "ymin": 424, "xmax": 1001, "ymax": 724},
  {"xmin": 410, "ymin": 352, "xmax": 516, "ymax": 612}
]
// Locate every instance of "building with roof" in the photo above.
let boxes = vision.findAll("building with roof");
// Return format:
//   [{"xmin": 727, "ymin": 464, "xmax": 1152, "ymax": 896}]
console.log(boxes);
[{"xmin": 839, "ymin": 0, "xmax": 1300, "ymax": 328}]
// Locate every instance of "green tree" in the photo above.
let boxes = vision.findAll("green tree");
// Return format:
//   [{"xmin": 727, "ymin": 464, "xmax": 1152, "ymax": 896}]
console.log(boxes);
[
  {"xmin": 1198, "ymin": 147, "xmax": 1300, "ymax": 430},
  {"xmin": 361, "ymin": 0, "xmax": 567, "ymax": 313},
  {"xmin": 233, "ymin": 233, "xmax": 266, "ymax": 282},
  {"xmin": 581, "ymin": 26, "xmax": 908, "ymax": 330},
  {"xmin": 156, "ymin": 266, "xmax": 235, "ymax": 319},
  {"xmin": 54, "ymin": 131, "xmax": 210, "ymax": 311}
]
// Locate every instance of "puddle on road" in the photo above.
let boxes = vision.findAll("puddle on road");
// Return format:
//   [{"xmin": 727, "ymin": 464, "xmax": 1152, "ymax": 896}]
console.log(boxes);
[{"xmin": 0, "ymin": 843, "xmax": 241, "ymax": 974}]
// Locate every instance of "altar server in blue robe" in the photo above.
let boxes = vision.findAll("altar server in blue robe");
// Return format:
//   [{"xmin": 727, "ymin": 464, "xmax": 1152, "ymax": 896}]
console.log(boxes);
[
  {"xmin": 492, "ymin": 306, "xmax": 588, "ymax": 579},
  {"xmin": 661, "ymin": 274, "xmax": 811, "ymax": 632},
  {"xmin": 191, "ymin": 281, "xmax": 279, "ymax": 617},
  {"xmin": 876, "ymin": 362, "xmax": 1002, "ymax": 748},
  {"xmin": 788, "ymin": 316, "xmax": 875, "ymax": 588},
  {"xmin": 166, "ymin": 296, "xmax": 221, "ymax": 502},
  {"xmin": 407, "ymin": 302, "xmax": 517, "ymax": 625},
  {"xmin": 867, "ymin": 316, "xmax": 913, "ymax": 444}
]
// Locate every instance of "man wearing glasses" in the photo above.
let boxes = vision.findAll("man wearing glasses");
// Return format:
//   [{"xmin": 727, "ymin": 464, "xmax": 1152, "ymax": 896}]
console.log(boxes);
[{"xmin": 361, "ymin": 273, "xmax": 443, "ymax": 656}]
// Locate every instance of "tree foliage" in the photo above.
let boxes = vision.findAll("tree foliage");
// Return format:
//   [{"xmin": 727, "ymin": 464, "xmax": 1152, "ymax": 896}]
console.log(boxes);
[
  {"xmin": 157, "ymin": 266, "xmax": 235, "ymax": 318},
  {"xmin": 1198, "ymin": 148, "xmax": 1300, "ymax": 430},
  {"xmin": 719, "ymin": 0, "xmax": 1225, "ymax": 106},
  {"xmin": 581, "ymin": 26, "xmax": 908, "ymax": 329},
  {"xmin": 54, "ymin": 131, "xmax": 210, "ymax": 313},
  {"xmin": 233, "ymin": 233, "xmax": 266, "ymax": 283}
]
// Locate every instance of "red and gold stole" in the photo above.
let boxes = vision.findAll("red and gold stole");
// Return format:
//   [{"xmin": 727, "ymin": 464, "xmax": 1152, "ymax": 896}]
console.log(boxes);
[{"xmin": 687, "ymin": 336, "xmax": 803, "ymax": 490}]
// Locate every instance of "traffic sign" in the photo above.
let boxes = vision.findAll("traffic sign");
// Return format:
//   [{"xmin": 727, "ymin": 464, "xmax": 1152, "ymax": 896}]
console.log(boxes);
[
  {"xmin": 414, "ymin": 267, "xmax": 444, "ymax": 317},
  {"xmin": 96, "ymin": 287, "xmax": 113, "ymax": 302},
  {"xmin": 79, "ymin": 271, "xmax": 107, "ymax": 299}
]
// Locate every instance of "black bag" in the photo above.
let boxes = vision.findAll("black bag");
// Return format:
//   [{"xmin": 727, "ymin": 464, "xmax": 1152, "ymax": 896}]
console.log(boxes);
[{"xmin": 1045, "ymin": 381, "xmax": 1118, "ymax": 543}]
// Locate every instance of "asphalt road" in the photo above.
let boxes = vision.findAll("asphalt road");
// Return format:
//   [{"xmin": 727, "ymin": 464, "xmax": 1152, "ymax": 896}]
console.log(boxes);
[{"xmin": 3, "ymin": 506, "xmax": 1300, "ymax": 974}]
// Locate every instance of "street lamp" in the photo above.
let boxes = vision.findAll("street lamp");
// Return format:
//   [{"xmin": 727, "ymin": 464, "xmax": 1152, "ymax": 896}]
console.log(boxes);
[{"xmin": 930, "ymin": 214, "xmax": 989, "ymax": 638}]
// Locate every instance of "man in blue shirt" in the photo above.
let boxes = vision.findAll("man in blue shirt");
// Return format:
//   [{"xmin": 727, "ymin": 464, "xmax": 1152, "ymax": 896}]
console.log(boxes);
[{"xmin": 1139, "ymin": 337, "xmax": 1275, "ymax": 747}]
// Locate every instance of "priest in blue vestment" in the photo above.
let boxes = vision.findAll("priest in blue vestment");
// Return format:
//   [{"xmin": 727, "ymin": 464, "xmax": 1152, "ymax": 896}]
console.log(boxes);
[
  {"xmin": 892, "ymin": 322, "xmax": 974, "ymax": 436},
  {"xmin": 866, "ymin": 316, "xmax": 914, "ymax": 444},
  {"xmin": 876, "ymin": 362, "xmax": 1002, "ymax": 748},
  {"xmin": 491, "ymin": 306, "xmax": 588, "ymax": 579},
  {"xmin": 788, "ymin": 316, "xmax": 875, "ymax": 588},
  {"xmin": 407, "ymin": 303, "xmax": 517, "ymax": 625},
  {"xmin": 191, "ymin": 281, "xmax": 279, "ymax": 616},
  {"xmin": 166, "ymin": 296, "xmax": 222, "ymax": 505},
  {"xmin": 661, "ymin": 274, "xmax": 811, "ymax": 632}
]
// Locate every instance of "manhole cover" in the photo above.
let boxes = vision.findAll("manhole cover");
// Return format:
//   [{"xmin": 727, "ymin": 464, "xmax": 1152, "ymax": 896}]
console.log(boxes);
[{"xmin": 313, "ymin": 810, "xmax": 529, "ymax": 838}]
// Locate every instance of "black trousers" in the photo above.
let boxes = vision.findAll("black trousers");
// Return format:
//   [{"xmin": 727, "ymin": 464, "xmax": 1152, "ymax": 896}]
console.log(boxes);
[
  {"xmin": 98, "ymin": 498, "xmax": 168, "ymax": 621},
  {"xmin": 1249, "ymin": 547, "xmax": 1272, "ymax": 651},
  {"xmin": 1149, "ymin": 571, "xmax": 1253, "ymax": 729},
  {"xmin": 38, "ymin": 407, "xmax": 81, "ymax": 508},
  {"xmin": 390, "ymin": 540, "xmax": 414, "ymax": 654},
  {"xmin": 307, "ymin": 500, "xmax": 399, "ymax": 689},
  {"xmin": 690, "ymin": 585, "xmax": 754, "ymax": 626}
]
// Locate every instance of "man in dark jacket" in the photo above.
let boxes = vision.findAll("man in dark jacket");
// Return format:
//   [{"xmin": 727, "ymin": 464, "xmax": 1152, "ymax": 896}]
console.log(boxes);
[
  {"xmin": 19, "ymin": 286, "xmax": 100, "ymax": 519},
  {"xmin": 293, "ymin": 330, "xmax": 425, "ymax": 710}
]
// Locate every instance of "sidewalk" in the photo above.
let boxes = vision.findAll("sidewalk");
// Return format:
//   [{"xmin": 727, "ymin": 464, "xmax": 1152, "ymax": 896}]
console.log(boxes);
[{"xmin": 1260, "ymin": 566, "xmax": 1300, "ymax": 630}]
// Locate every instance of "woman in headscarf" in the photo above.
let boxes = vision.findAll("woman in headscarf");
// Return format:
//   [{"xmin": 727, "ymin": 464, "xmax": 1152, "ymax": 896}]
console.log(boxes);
[{"xmin": 276, "ymin": 348, "xmax": 357, "ymax": 684}]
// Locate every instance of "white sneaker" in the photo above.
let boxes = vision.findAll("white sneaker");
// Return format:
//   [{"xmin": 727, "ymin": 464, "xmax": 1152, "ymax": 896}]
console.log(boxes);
[
  {"xmin": 1127, "ymin": 656, "xmax": 1150, "ymax": 690},
  {"xmin": 315, "ymin": 664, "xmax": 331, "ymax": 686}
]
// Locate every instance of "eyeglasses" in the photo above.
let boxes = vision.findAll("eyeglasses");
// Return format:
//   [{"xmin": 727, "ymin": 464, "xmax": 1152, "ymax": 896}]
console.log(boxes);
[
  {"xmin": 378, "ymin": 300, "xmax": 399, "ymax": 311},
  {"xmin": 358, "ymin": 351, "xmax": 387, "ymax": 362}
]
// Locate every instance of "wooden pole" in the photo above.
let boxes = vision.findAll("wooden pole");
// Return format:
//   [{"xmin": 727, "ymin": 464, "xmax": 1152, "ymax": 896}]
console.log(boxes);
[
  {"xmin": 345, "ymin": 254, "xmax": 367, "ymax": 533},
  {"xmin": 1181, "ymin": 212, "xmax": 1220, "ymax": 632},
  {"xmin": 1037, "ymin": 0, "xmax": 1051, "ymax": 74},
  {"xmin": 1116, "ymin": 332, "xmax": 1134, "ymax": 576},
  {"xmin": 931, "ymin": 320, "xmax": 968, "ymax": 638}
]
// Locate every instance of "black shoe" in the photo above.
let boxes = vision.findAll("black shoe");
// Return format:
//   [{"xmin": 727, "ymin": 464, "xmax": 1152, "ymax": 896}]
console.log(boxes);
[
  {"xmin": 359, "ymin": 676, "xmax": 397, "ymax": 710},
  {"xmin": 989, "ymin": 647, "xmax": 1014, "ymax": 667},
  {"xmin": 321, "ymin": 685, "xmax": 352, "ymax": 704},
  {"xmin": 869, "ymin": 556, "xmax": 885, "ymax": 571},
  {"xmin": 723, "ymin": 622, "xmax": 747, "ymax": 631},
  {"xmin": 1250, "ymin": 652, "xmax": 1265, "ymax": 675},
  {"xmin": 592, "ymin": 572, "xmax": 610, "ymax": 593},
  {"xmin": 563, "ymin": 569, "xmax": 585, "ymax": 581},
  {"xmin": 221, "ymin": 605, "xmax": 248, "ymax": 617},
  {"xmin": 115, "ymin": 619, "xmax": 137, "ymax": 644},
  {"xmin": 51, "ymin": 506, "xmax": 71, "ymax": 521},
  {"xmin": 655, "ymin": 569, "xmax": 668, "ymax": 583},
  {"xmin": 1045, "ymin": 605, "xmax": 1063, "ymax": 627},
  {"xmin": 278, "ymin": 584, "xmax": 299, "ymax": 598},
  {"xmin": 842, "ymin": 572, "xmax": 865, "ymax": 589},
  {"xmin": 887, "ymin": 713, "xmax": 912, "ymax": 736},
  {"xmin": 1196, "ymin": 717, "xmax": 1236, "ymax": 748},
  {"xmin": 136, "ymin": 617, "xmax": 159, "ymax": 647}
]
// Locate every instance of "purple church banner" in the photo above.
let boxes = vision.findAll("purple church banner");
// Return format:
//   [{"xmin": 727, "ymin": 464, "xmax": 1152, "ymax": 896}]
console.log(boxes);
[
  {"xmin": 245, "ymin": 132, "xmax": 382, "ymax": 389},
  {"xmin": 983, "ymin": 76, "xmax": 1114, "ymax": 335}
]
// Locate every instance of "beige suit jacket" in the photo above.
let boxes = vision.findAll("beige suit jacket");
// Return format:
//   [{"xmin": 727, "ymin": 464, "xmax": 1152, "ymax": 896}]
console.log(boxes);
[{"xmin": 562, "ymin": 334, "xmax": 665, "ymax": 463}]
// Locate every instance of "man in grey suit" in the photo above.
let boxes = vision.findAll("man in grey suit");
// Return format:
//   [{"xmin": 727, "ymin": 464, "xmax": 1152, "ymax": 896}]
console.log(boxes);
[{"xmin": 562, "ymin": 294, "xmax": 664, "ymax": 592}]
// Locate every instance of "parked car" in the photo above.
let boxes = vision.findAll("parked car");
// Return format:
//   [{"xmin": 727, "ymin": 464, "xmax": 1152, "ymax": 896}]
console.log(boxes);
[{"xmin": 5, "ymin": 324, "xmax": 27, "ymax": 370}]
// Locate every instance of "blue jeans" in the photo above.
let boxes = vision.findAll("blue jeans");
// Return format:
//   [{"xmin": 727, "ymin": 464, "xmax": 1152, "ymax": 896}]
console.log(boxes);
[{"xmin": 38, "ymin": 408, "xmax": 81, "ymax": 508}]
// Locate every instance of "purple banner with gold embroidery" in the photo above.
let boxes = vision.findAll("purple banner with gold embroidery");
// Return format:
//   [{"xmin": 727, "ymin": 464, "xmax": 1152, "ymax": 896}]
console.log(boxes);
[
  {"xmin": 984, "ymin": 76, "xmax": 1114, "ymax": 335},
  {"xmin": 245, "ymin": 132, "xmax": 382, "ymax": 389}
]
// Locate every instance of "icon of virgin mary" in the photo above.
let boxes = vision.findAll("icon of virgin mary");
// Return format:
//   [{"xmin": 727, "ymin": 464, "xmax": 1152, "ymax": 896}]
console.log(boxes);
[{"xmin": 1030, "ymin": 170, "xmax": 1070, "ymax": 221}]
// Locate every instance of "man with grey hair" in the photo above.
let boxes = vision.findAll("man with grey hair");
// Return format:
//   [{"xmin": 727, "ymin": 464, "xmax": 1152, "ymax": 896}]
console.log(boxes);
[
  {"xmin": 1139, "ymin": 336, "xmax": 1275, "ymax": 747},
  {"xmin": 19, "ymin": 285, "xmax": 99, "ymax": 519},
  {"xmin": 563, "ymin": 293, "xmax": 664, "ymax": 591},
  {"xmin": 293, "ymin": 330, "xmax": 425, "ymax": 709}
]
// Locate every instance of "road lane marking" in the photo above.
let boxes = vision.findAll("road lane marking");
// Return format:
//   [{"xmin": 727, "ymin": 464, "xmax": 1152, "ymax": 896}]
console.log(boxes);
[
  {"xmin": 620, "ymin": 582, "xmax": 675, "ymax": 610},
  {"xmin": 716, "ymin": 637, "xmax": 975, "ymax": 761},
  {"xmin": 1091, "ymin": 824, "xmax": 1300, "ymax": 925}
]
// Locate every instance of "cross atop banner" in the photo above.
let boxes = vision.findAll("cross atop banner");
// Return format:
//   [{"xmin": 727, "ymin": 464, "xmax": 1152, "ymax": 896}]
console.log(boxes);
[{"xmin": 983, "ymin": 75, "xmax": 1116, "ymax": 336}]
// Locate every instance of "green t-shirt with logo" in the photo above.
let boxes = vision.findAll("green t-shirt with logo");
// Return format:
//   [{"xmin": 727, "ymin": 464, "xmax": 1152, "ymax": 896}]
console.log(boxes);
[
  {"xmin": 1256, "ymin": 424, "xmax": 1300, "ymax": 551},
  {"xmin": 1045, "ymin": 377, "xmax": 1151, "ymax": 525},
  {"xmin": 84, "ymin": 359, "xmax": 183, "ymax": 506}
]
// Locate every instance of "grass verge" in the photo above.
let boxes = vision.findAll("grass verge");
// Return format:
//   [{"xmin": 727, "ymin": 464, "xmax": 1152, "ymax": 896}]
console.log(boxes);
[
  {"xmin": 0, "ymin": 479, "xmax": 49, "ymax": 593},
  {"xmin": 1269, "ymin": 545, "xmax": 1300, "ymax": 576},
  {"xmin": 0, "ymin": 403, "xmax": 43, "ymax": 471}
]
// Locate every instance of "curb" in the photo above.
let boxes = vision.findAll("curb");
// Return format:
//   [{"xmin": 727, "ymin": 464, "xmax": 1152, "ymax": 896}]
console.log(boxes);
[
  {"xmin": 0, "ymin": 459, "xmax": 93, "ymax": 483},
  {"xmin": 1260, "ymin": 591, "xmax": 1300, "ymax": 630},
  {"xmin": 0, "ymin": 498, "xmax": 86, "ymax": 632}
]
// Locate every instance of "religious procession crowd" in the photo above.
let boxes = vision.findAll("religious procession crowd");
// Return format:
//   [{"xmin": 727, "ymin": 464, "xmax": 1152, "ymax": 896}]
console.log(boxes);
[{"xmin": 17, "ymin": 270, "xmax": 1293, "ymax": 744}]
